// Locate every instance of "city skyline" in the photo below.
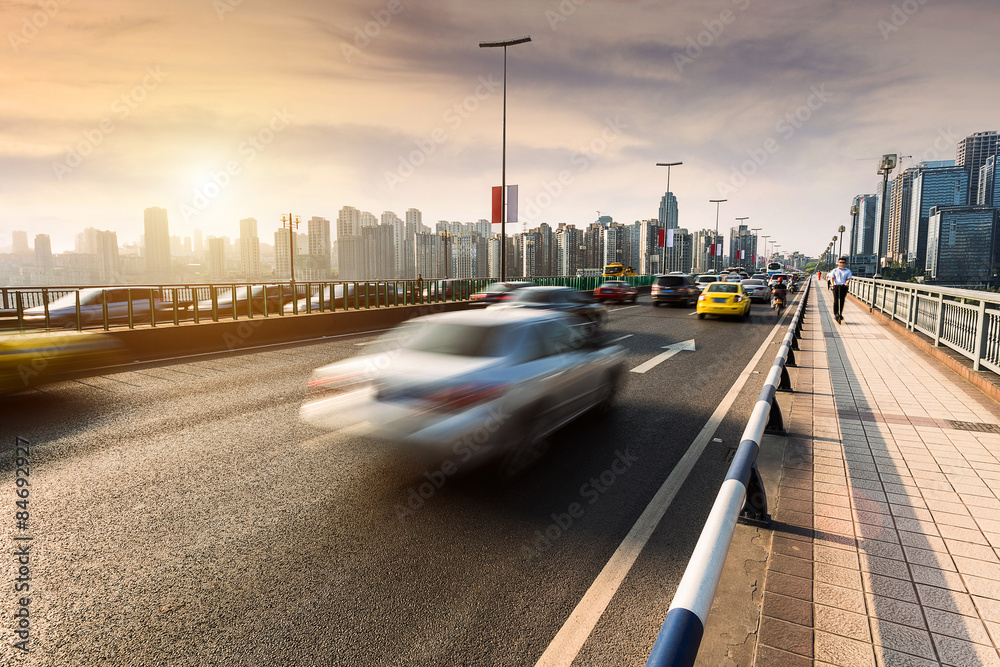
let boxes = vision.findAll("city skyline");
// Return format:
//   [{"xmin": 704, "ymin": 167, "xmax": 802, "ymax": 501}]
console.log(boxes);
[{"xmin": 2, "ymin": 1, "xmax": 999, "ymax": 256}]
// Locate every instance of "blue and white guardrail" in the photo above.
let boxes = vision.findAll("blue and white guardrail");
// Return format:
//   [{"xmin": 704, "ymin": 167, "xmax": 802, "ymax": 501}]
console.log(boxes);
[{"xmin": 644, "ymin": 277, "xmax": 812, "ymax": 667}]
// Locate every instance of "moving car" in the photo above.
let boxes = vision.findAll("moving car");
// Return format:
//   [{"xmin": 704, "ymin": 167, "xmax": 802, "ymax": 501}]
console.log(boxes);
[
  {"xmin": 300, "ymin": 309, "xmax": 626, "ymax": 471},
  {"xmin": 593, "ymin": 281, "xmax": 638, "ymax": 303},
  {"xmin": 740, "ymin": 278, "xmax": 772, "ymax": 303},
  {"xmin": 488, "ymin": 286, "xmax": 607, "ymax": 333},
  {"xmin": 22, "ymin": 287, "xmax": 171, "ymax": 329},
  {"xmin": 696, "ymin": 282, "xmax": 751, "ymax": 320},
  {"xmin": 193, "ymin": 284, "xmax": 288, "ymax": 317},
  {"xmin": 651, "ymin": 274, "xmax": 698, "ymax": 307},
  {"xmin": 695, "ymin": 274, "xmax": 723, "ymax": 290},
  {"xmin": 285, "ymin": 283, "xmax": 395, "ymax": 313},
  {"xmin": 470, "ymin": 281, "xmax": 536, "ymax": 304}
]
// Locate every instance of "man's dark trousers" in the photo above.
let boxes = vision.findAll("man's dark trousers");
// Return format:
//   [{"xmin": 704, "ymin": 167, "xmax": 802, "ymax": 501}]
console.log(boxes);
[{"xmin": 832, "ymin": 284, "xmax": 848, "ymax": 320}]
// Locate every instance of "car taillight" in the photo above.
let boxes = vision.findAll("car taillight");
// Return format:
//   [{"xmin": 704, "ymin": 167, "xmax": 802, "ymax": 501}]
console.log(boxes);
[
  {"xmin": 307, "ymin": 371, "xmax": 370, "ymax": 398},
  {"xmin": 698, "ymin": 294, "xmax": 706, "ymax": 301},
  {"xmin": 420, "ymin": 382, "xmax": 507, "ymax": 412}
]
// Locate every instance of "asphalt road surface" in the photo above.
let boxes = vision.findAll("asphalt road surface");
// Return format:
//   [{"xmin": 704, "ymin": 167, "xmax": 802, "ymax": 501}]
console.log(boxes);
[{"xmin": 0, "ymin": 294, "xmax": 797, "ymax": 666}]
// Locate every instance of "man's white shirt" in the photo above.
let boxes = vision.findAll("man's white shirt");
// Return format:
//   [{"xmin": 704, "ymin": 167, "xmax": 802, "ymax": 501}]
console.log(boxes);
[{"xmin": 829, "ymin": 267, "xmax": 852, "ymax": 285}]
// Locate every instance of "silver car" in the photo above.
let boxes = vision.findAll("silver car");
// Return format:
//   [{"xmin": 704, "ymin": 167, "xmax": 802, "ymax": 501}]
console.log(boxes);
[
  {"xmin": 300, "ymin": 308, "xmax": 626, "ymax": 471},
  {"xmin": 740, "ymin": 279, "xmax": 772, "ymax": 303}
]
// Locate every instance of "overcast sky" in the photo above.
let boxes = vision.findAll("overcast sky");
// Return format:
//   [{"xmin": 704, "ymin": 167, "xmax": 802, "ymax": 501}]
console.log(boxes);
[{"xmin": 2, "ymin": 0, "xmax": 997, "ymax": 255}]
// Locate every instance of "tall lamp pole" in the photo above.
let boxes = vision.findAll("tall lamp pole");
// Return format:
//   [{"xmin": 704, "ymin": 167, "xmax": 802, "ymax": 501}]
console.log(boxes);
[
  {"xmin": 838, "ymin": 225, "xmax": 846, "ymax": 262},
  {"xmin": 709, "ymin": 199, "xmax": 727, "ymax": 273},
  {"xmin": 875, "ymin": 153, "xmax": 898, "ymax": 276},
  {"xmin": 480, "ymin": 35, "xmax": 531, "ymax": 281},
  {"xmin": 656, "ymin": 162, "xmax": 682, "ymax": 275}
]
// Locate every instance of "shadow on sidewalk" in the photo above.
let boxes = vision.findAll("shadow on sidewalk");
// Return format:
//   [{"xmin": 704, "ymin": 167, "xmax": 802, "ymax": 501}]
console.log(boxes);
[{"xmin": 817, "ymin": 287, "xmax": 991, "ymax": 665}]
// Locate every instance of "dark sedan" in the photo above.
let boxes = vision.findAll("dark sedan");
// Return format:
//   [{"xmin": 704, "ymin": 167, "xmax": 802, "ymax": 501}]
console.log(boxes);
[
  {"xmin": 470, "ymin": 281, "xmax": 536, "ymax": 304},
  {"xmin": 487, "ymin": 286, "xmax": 607, "ymax": 333}
]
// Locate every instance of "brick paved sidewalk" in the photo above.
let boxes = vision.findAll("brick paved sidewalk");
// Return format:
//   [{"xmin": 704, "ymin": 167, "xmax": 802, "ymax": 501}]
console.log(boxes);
[{"xmin": 754, "ymin": 281, "xmax": 1000, "ymax": 666}]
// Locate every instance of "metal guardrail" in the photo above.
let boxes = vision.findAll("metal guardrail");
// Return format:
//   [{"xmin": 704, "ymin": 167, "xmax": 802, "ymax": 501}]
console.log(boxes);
[
  {"xmin": 644, "ymin": 277, "xmax": 811, "ymax": 667},
  {"xmin": 1, "ymin": 275, "xmax": 657, "ymax": 334},
  {"xmin": 849, "ymin": 277, "xmax": 1000, "ymax": 374}
]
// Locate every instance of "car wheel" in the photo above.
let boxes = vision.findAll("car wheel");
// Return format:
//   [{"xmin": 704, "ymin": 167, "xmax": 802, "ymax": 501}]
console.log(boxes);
[
  {"xmin": 497, "ymin": 402, "xmax": 551, "ymax": 480},
  {"xmin": 592, "ymin": 370, "xmax": 622, "ymax": 418},
  {"xmin": 697, "ymin": 312, "xmax": 705, "ymax": 320}
]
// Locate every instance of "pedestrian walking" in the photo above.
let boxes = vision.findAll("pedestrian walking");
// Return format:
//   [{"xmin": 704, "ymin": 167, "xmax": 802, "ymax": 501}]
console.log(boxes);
[{"xmin": 829, "ymin": 257, "xmax": 852, "ymax": 324}]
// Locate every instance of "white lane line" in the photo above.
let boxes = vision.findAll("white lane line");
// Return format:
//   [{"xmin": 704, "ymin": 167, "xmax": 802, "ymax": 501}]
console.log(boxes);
[
  {"xmin": 612, "ymin": 305, "xmax": 640, "ymax": 311},
  {"xmin": 608, "ymin": 334, "xmax": 634, "ymax": 344},
  {"xmin": 629, "ymin": 339, "xmax": 696, "ymax": 374},
  {"xmin": 534, "ymin": 314, "xmax": 790, "ymax": 667}
]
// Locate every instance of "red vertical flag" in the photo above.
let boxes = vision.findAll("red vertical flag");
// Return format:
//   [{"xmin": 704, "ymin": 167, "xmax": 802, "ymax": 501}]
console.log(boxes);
[
  {"xmin": 491, "ymin": 186, "xmax": 502, "ymax": 224},
  {"xmin": 657, "ymin": 229, "xmax": 665, "ymax": 248}
]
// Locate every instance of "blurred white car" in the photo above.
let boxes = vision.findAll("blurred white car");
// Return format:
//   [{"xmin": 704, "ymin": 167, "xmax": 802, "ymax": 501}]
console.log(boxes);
[{"xmin": 300, "ymin": 309, "xmax": 626, "ymax": 470}]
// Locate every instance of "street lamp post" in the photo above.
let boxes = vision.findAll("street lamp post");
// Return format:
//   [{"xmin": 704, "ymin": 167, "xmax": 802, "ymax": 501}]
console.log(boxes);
[
  {"xmin": 656, "ymin": 162, "xmax": 682, "ymax": 275},
  {"xmin": 838, "ymin": 225, "xmax": 846, "ymax": 262},
  {"xmin": 480, "ymin": 35, "xmax": 532, "ymax": 282},
  {"xmin": 875, "ymin": 153, "xmax": 898, "ymax": 276},
  {"xmin": 849, "ymin": 205, "xmax": 859, "ymax": 274},
  {"xmin": 709, "ymin": 199, "xmax": 727, "ymax": 273}
]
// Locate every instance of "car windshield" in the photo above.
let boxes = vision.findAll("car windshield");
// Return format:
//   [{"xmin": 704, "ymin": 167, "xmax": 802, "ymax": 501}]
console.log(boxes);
[
  {"xmin": 742, "ymin": 280, "xmax": 764, "ymax": 286},
  {"xmin": 511, "ymin": 289, "xmax": 565, "ymax": 304},
  {"xmin": 399, "ymin": 322, "xmax": 510, "ymax": 357},
  {"xmin": 696, "ymin": 276, "xmax": 718, "ymax": 284},
  {"xmin": 656, "ymin": 276, "xmax": 685, "ymax": 287},
  {"xmin": 707, "ymin": 284, "xmax": 739, "ymax": 293},
  {"xmin": 599, "ymin": 282, "xmax": 627, "ymax": 288}
]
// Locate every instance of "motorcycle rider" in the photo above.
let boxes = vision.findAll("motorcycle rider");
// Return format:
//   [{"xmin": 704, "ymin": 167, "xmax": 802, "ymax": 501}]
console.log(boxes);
[{"xmin": 771, "ymin": 276, "xmax": 788, "ymax": 311}]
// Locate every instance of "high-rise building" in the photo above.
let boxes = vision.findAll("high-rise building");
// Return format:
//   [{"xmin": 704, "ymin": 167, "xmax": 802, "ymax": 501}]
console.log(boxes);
[
  {"xmin": 239, "ymin": 218, "xmax": 261, "ymax": 280},
  {"xmin": 337, "ymin": 206, "xmax": 363, "ymax": 280},
  {"xmin": 854, "ymin": 194, "xmax": 879, "ymax": 256},
  {"xmin": 887, "ymin": 166, "xmax": 920, "ymax": 264},
  {"xmin": 663, "ymin": 228, "xmax": 693, "ymax": 274},
  {"xmin": 308, "ymin": 216, "xmax": 331, "ymax": 278},
  {"xmin": 728, "ymin": 224, "xmax": 756, "ymax": 270},
  {"xmin": 692, "ymin": 230, "xmax": 722, "ymax": 274},
  {"xmin": 143, "ymin": 206, "xmax": 171, "ymax": 280},
  {"xmin": 956, "ymin": 131, "xmax": 999, "ymax": 203},
  {"xmin": 873, "ymin": 178, "xmax": 894, "ymax": 267},
  {"xmin": 12, "ymin": 230, "xmax": 29, "ymax": 254},
  {"xmin": 925, "ymin": 205, "xmax": 1000, "ymax": 284},
  {"xmin": 583, "ymin": 223, "xmax": 604, "ymax": 271},
  {"xmin": 381, "ymin": 211, "xmax": 407, "ymax": 279},
  {"xmin": 907, "ymin": 165, "xmax": 969, "ymax": 269},
  {"xmin": 207, "ymin": 237, "xmax": 226, "ymax": 280},
  {"xmin": 193, "ymin": 229, "xmax": 203, "ymax": 257},
  {"xmin": 659, "ymin": 192, "xmax": 679, "ymax": 229},
  {"xmin": 34, "ymin": 234, "xmax": 53, "ymax": 270},
  {"xmin": 977, "ymin": 156, "xmax": 1000, "ymax": 208},
  {"xmin": 555, "ymin": 224, "xmax": 584, "ymax": 277},
  {"xmin": 602, "ymin": 223, "xmax": 629, "ymax": 268}
]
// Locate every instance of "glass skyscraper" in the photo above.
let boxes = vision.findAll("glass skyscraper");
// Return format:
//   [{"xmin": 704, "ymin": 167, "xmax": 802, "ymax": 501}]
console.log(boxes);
[{"xmin": 907, "ymin": 166, "xmax": 969, "ymax": 270}]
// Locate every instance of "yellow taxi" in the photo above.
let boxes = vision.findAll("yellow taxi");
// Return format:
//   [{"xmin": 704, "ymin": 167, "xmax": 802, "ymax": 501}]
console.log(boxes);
[{"xmin": 696, "ymin": 282, "xmax": 751, "ymax": 320}]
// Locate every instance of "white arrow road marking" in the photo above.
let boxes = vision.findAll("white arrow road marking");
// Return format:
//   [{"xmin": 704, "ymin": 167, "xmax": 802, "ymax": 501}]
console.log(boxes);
[{"xmin": 629, "ymin": 339, "xmax": 696, "ymax": 374}]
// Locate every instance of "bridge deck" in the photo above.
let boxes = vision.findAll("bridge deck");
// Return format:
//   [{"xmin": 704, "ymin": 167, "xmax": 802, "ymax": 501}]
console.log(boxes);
[{"xmin": 753, "ymin": 282, "xmax": 1000, "ymax": 666}]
